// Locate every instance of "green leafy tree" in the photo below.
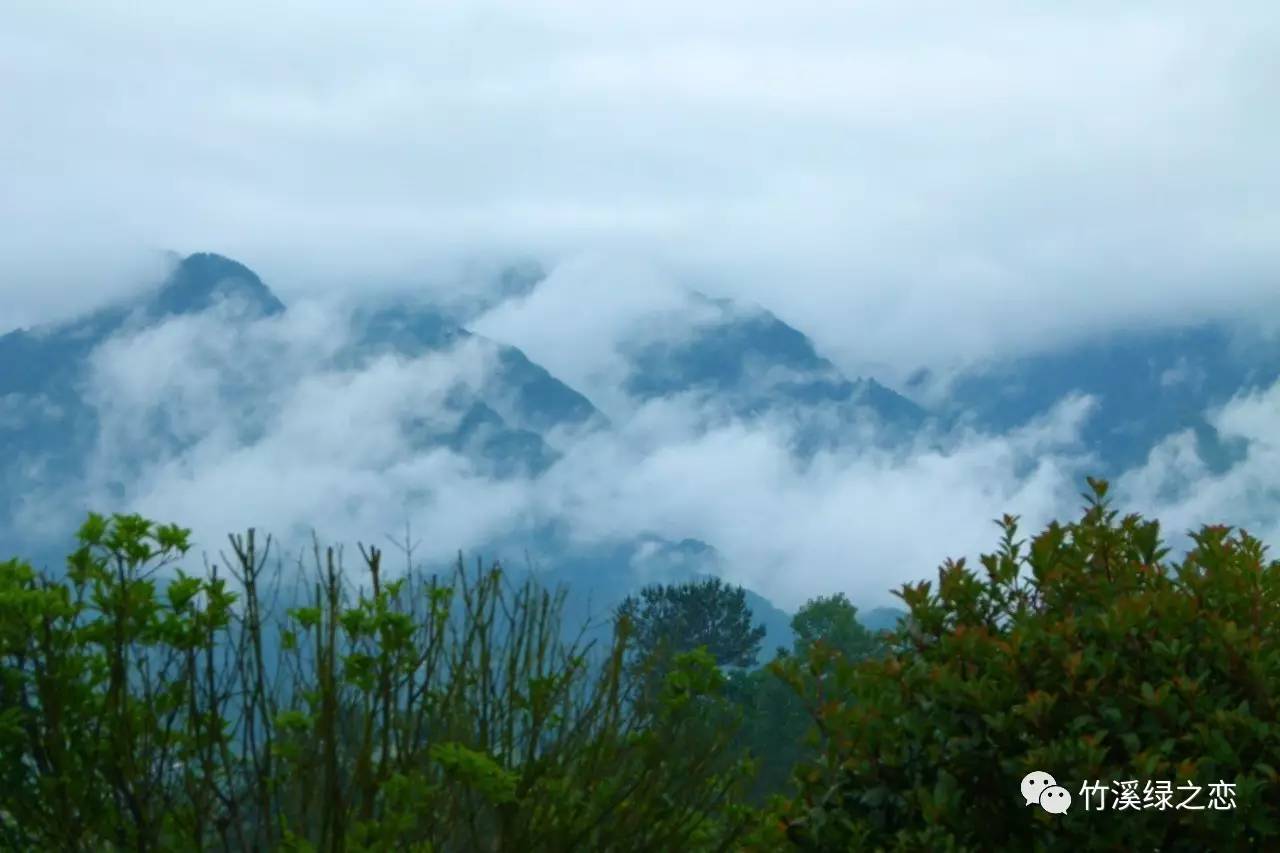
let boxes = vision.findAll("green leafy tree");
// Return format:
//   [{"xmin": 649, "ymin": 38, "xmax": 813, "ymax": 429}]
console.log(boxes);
[
  {"xmin": 777, "ymin": 478, "xmax": 1280, "ymax": 851},
  {"xmin": 731, "ymin": 592, "xmax": 882, "ymax": 803},
  {"xmin": 0, "ymin": 513, "xmax": 759, "ymax": 851},
  {"xmin": 790, "ymin": 592, "xmax": 880, "ymax": 661},
  {"xmin": 617, "ymin": 577, "xmax": 768, "ymax": 672}
]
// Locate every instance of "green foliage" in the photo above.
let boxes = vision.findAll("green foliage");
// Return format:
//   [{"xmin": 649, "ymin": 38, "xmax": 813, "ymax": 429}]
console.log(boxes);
[
  {"xmin": 727, "ymin": 663, "xmax": 810, "ymax": 805},
  {"xmin": 8, "ymin": 480, "xmax": 1278, "ymax": 851},
  {"xmin": 0, "ymin": 516, "xmax": 757, "ymax": 851},
  {"xmin": 777, "ymin": 479, "xmax": 1280, "ymax": 851},
  {"xmin": 730, "ymin": 591, "xmax": 883, "ymax": 804},
  {"xmin": 617, "ymin": 576, "xmax": 767, "ymax": 673},
  {"xmin": 790, "ymin": 593, "xmax": 881, "ymax": 662}
]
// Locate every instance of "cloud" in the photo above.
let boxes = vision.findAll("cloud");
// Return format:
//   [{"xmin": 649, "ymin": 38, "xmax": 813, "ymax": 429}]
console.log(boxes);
[
  {"xmin": 1159, "ymin": 357, "xmax": 1206, "ymax": 391},
  {"xmin": 3, "ymin": 1, "xmax": 1278, "ymax": 382},
  {"xmin": 11, "ymin": 286, "xmax": 1280, "ymax": 613},
  {"xmin": 7, "ymin": 299, "xmax": 1104, "ymax": 609},
  {"xmin": 1118, "ymin": 380, "xmax": 1280, "ymax": 549},
  {"xmin": 64, "ymin": 302, "xmax": 533, "ymax": 550},
  {"xmin": 472, "ymin": 254, "xmax": 748, "ymax": 418},
  {"xmin": 530, "ymin": 391, "xmax": 1100, "ymax": 609},
  {"xmin": 0, "ymin": 393, "xmax": 63, "ymax": 430}
]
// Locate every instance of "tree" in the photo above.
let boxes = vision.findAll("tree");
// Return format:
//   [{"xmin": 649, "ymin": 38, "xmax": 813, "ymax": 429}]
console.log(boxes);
[
  {"xmin": 616, "ymin": 577, "xmax": 767, "ymax": 672},
  {"xmin": 776, "ymin": 478, "xmax": 1280, "ymax": 851},
  {"xmin": 0, "ymin": 513, "xmax": 760, "ymax": 851},
  {"xmin": 731, "ymin": 593, "xmax": 884, "ymax": 803},
  {"xmin": 790, "ymin": 592, "xmax": 880, "ymax": 661}
]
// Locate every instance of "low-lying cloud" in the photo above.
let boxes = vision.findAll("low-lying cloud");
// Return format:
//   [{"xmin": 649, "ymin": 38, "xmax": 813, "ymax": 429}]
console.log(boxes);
[
  {"xmin": 1118, "ymin": 383, "xmax": 1280, "ymax": 551},
  {"xmin": 12, "ymin": 291, "xmax": 1276, "ymax": 612}
]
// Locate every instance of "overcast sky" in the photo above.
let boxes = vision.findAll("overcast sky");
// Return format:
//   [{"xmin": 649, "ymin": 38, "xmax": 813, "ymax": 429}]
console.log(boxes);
[
  {"xmin": 5, "ymin": 1, "xmax": 1279, "ymax": 377},
  {"xmin": 4, "ymin": 3, "xmax": 1279, "ymax": 608}
]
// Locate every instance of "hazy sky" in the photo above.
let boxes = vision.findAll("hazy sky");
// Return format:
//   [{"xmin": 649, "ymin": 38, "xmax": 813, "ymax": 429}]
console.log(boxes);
[
  {"xmin": 4, "ymin": 1, "xmax": 1279, "ymax": 377},
  {"xmin": 4, "ymin": 3, "xmax": 1279, "ymax": 608}
]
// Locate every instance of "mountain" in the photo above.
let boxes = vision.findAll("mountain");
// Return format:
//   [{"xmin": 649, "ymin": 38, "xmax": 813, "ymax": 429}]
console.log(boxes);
[
  {"xmin": 147, "ymin": 252, "xmax": 286, "ymax": 320},
  {"xmin": 625, "ymin": 294, "xmax": 924, "ymax": 423},
  {"xmin": 529, "ymin": 289, "xmax": 932, "ymax": 463},
  {"xmin": 12, "ymin": 252, "xmax": 1270, "ymax": 666},
  {"xmin": 919, "ymin": 321, "xmax": 1280, "ymax": 475},
  {"xmin": 0, "ymin": 253, "xmax": 285, "ymax": 402},
  {"xmin": 858, "ymin": 606, "xmax": 908, "ymax": 634},
  {"xmin": 627, "ymin": 294, "xmax": 922, "ymax": 413},
  {"xmin": 0, "ymin": 254, "xmax": 810, "ymax": 657},
  {"xmin": 1, "ymin": 254, "xmax": 608, "ymax": 491},
  {"xmin": 0, "ymin": 255, "xmax": 606, "ymax": 549},
  {"xmin": 1, "ymin": 255, "xmax": 280, "ymax": 512},
  {"xmin": 342, "ymin": 302, "xmax": 606, "ymax": 475}
]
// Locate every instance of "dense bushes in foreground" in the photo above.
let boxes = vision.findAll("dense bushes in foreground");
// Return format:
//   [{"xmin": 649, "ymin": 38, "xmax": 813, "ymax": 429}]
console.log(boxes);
[
  {"xmin": 2, "ymin": 478, "xmax": 1278, "ymax": 851},
  {"xmin": 0, "ymin": 521, "xmax": 754, "ymax": 851},
  {"xmin": 777, "ymin": 480, "xmax": 1280, "ymax": 851}
]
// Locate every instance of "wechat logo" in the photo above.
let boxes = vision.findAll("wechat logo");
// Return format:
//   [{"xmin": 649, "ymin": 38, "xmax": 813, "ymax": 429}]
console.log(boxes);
[{"xmin": 1022, "ymin": 770, "xmax": 1072, "ymax": 814}]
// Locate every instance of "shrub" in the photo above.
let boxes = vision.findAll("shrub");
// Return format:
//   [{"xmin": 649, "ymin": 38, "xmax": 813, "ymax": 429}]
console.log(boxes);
[
  {"xmin": 778, "ymin": 478, "xmax": 1280, "ymax": 851},
  {"xmin": 0, "ymin": 513, "xmax": 756, "ymax": 851},
  {"xmin": 728, "ymin": 592, "xmax": 883, "ymax": 805}
]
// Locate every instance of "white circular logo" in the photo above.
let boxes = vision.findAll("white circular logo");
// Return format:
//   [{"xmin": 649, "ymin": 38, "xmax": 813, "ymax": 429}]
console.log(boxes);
[
  {"xmin": 1021, "ymin": 770, "xmax": 1057, "ymax": 806},
  {"xmin": 1039, "ymin": 784, "xmax": 1072, "ymax": 814}
]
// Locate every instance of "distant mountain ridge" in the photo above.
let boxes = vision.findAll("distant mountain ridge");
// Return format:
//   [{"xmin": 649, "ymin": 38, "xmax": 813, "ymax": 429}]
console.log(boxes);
[
  {"xmin": 0, "ymin": 253, "xmax": 285, "ymax": 396},
  {"xmin": 623, "ymin": 293, "xmax": 926, "ymax": 428},
  {"xmin": 917, "ymin": 321, "xmax": 1280, "ymax": 476},
  {"xmin": 1, "ymin": 254, "xmax": 286, "ymax": 516},
  {"xmin": 0, "ymin": 253, "xmax": 865, "ymax": 644},
  {"xmin": 3, "ymin": 252, "xmax": 1274, "ymax": 648},
  {"xmin": 148, "ymin": 253, "xmax": 286, "ymax": 319},
  {"xmin": 1, "ymin": 255, "xmax": 608, "ymax": 491}
]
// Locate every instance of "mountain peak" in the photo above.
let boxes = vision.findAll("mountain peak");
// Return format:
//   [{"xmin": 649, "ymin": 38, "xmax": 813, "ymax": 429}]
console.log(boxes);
[{"xmin": 148, "ymin": 253, "xmax": 285, "ymax": 319}]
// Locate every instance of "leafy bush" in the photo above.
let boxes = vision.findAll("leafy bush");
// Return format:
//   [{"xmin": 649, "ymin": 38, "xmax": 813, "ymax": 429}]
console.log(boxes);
[
  {"xmin": 777, "ymin": 479, "xmax": 1280, "ymax": 851},
  {"xmin": 729, "ymin": 593, "xmax": 883, "ymax": 805},
  {"xmin": 0, "ymin": 514, "xmax": 757, "ymax": 851},
  {"xmin": 8, "ymin": 478, "xmax": 1277, "ymax": 852}
]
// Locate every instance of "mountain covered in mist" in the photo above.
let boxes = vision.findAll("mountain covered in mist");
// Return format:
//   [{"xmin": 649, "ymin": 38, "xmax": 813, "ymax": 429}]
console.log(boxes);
[
  {"xmin": 0, "ymin": 254, "xmax": 855, "ymax": 643},
  {"xmin": 4, "ymin": 252, "xmax": 1276, "ymax": 640},
  {"xmin": 914, "ymin": 323, "xmax": 1280, "ymax": 475}
]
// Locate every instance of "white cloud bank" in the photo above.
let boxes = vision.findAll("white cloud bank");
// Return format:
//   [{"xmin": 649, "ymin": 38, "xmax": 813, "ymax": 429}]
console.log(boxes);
[
  {"xmin": 1118, "ymin": 383, "xmax": 1280, "ymax": 551},
  {"xmin": 13, "ymin": 294, "xmax": 1274, "ymax": 612}
]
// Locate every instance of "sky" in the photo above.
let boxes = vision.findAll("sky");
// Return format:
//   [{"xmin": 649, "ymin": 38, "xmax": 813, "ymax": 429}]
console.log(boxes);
[
  {"xmin": 5, "ymin": 1, "xmax": 1280, "ymax": 376},
  {"xmin": 3, "ymin": 2, "xmax": 1280, "ymax": 609}
]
